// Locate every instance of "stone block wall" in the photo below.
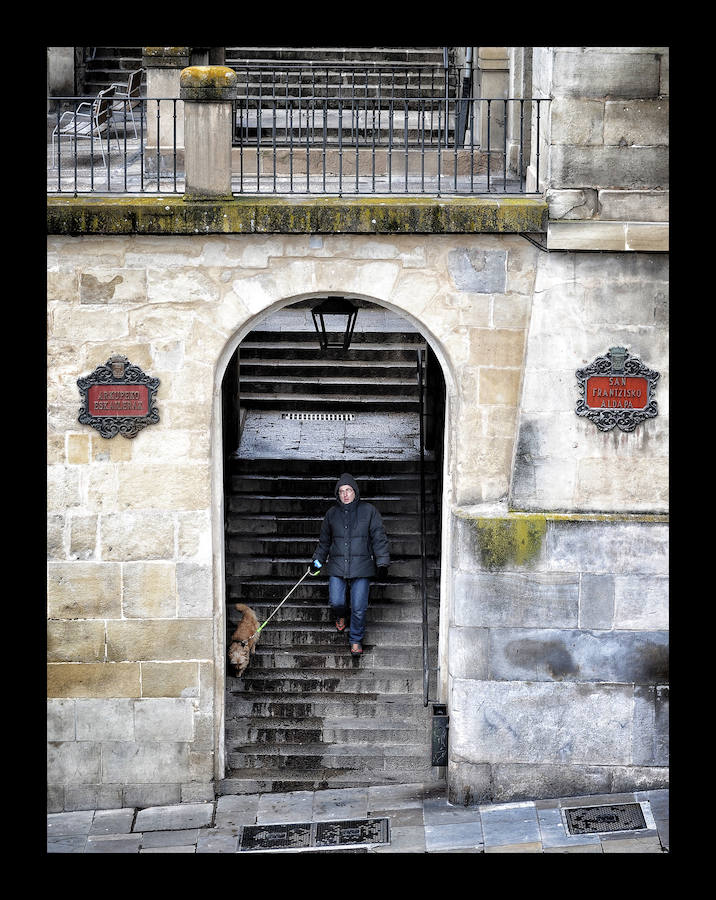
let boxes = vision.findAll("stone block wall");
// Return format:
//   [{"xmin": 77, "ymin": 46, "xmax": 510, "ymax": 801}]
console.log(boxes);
[
  {"xmin": 46, "ymin": 216, "xmax": 668, "ymax": 809},
  {"xmin": 447, "ymin": 511, "xmax": 668, "ymax": 804},
  {"xmin": 512, "ymin": 250, "xmax": 668, "ymax": 512},
  {"xmin": 46, "ymin": 230, "xmax": 544, "ymax": 809}
]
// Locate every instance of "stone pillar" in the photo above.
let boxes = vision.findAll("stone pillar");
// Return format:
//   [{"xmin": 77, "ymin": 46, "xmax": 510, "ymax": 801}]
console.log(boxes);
[
  {"xmin": 476, "ymin": 48, "xmax": 509, "ymax": 152},
  {"xmin": 142, "ymin": 47, "xmax": 191, "ymax": 174},
  {"xmin": 180, "ymin": 66, "xmax": 238, "ymax": 200},
  {"xmin": 47, "ymin": 47, "xmax": 75, "ymax": 111}
]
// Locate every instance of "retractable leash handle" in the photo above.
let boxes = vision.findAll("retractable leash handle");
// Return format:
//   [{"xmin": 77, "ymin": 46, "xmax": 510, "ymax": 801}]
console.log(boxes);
[{"xmin": 250, "ymin": 566, "xmax": 313, "ymax": 640}]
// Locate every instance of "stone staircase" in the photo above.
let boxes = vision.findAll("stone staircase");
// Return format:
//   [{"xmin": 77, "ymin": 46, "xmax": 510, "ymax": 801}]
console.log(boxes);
[
  {"xmin": 219, "ymin": 306, "xmax": 443, "ymax": 794},
  {"xmin": 81, "ymin": 47, "xmax": 458, "ymax": 146}
]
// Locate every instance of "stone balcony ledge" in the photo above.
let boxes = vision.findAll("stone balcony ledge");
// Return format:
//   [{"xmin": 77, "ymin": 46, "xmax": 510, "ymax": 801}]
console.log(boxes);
[{"xmin": 46, "ymin": 194, "xmax": 548, "ymax": 236}]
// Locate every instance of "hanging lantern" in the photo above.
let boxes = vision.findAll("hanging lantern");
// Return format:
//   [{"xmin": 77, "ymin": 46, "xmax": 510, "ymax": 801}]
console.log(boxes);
[{"xmin": 311, "ymin": 297, "xmax": 359, "ymax": 352}]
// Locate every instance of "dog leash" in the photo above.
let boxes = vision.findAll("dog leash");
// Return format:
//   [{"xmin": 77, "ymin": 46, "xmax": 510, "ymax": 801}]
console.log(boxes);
[{"xmin": 249, "ymin": 567, "xmax": 312, "ymax": 641}]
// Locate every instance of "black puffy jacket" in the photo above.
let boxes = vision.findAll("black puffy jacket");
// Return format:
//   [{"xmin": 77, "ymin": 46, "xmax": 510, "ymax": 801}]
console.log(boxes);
[{"xmin": 313, "ymin": 473, "xmax": 390, "ymax": 578}]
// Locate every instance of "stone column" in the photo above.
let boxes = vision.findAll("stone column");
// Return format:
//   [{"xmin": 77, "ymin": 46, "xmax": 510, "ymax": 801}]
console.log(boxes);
[
  {"xmin": 47, "ymin": 47, "xmax": 75, "ymax": 112},
  {"xmin": 180, "ymin": 66, "xmax": 238, "ymax": 200},
  {"xmin": 142, "ymin": 47, "xmax": 191, "ymax": 174},
  {"xmin": 476, "ymin": 48, "xmax": 509, "ymax": 152}
]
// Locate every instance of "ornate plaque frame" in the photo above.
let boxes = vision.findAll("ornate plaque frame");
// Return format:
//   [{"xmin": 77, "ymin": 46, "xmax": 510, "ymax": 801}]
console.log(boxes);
[
  {"xmin": 575, "ymin": 347, "xmax": 659, "ymax": 433},
  {"xmin": 77, "ymin": 355, "xmax": 160, "ymax": 439}
]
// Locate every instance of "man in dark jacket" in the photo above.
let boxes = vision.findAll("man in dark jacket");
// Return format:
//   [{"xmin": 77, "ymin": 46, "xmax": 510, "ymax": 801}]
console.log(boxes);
[{"xmin": 309, "ymin": 473, "xmax": 390, "ymax": 656}]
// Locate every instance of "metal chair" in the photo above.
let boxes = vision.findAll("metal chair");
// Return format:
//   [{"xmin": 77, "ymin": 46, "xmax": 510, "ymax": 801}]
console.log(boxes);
[
  {"xmin": 109, "ymin": 68, "xmax": 143, "ymax": 138},
  {"xmin": 51, "ymin": 86, "xmax": 120, "ymax": 166}
]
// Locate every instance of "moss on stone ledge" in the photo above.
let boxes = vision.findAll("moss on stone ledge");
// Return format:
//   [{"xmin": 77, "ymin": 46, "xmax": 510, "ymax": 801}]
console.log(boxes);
[
  {"xmin": 46, "ymin": 195, "xmax": 548, "ymax": 235},
  {"xmin": 472, "ymin": 516, "xmax": 548, "ymax": 570}
]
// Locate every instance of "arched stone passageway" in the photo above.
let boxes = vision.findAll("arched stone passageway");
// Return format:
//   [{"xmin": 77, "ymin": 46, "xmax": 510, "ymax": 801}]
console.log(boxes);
[{"xmin": 217, "ymin": 296, "xmax": 449, "ymax": 792}]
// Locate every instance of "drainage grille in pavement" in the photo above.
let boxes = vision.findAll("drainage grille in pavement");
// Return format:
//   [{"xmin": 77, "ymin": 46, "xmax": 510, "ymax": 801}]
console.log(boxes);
[
  {"xmin": 239, "ymin": 818, "xmax": 390, "ymax": 852},
  {"xmin": 564, "ymin": 803, "xmax": 647, "ymax": 835},
  {"xmin": 281, "ymin": 412, "xmax": 356, "ymax": 421}
]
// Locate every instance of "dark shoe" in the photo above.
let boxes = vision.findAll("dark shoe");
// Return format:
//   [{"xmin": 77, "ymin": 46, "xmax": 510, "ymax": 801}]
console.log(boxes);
[
  {"xmin": 350, "ymin": 642, "xmax": 363, "ymax": 656},
  {"xmin": 335, "ymin": 618, "xmax": 346, "ymax": 632}
]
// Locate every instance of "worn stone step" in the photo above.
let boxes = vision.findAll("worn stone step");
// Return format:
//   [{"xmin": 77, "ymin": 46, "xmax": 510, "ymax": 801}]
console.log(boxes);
[
  {"xmin": 227, "ymin": 740, "xmax": 432, "ymax": 771},
  {"xmin": 226, "ymin": 513, "xmax": 436, "ymax": 537},
  {"xmin": 239, "ymin": 377, "xmax": 419, "ymax": 397},
  {"xmin": 246, "ymin": 329, "xmax": 425, "ymax": 343},
  {"xmin": 217, "ymin": 769, "xmax": 444, "ymax": 796},
  {"xmin": 226, "ymin": 556, "xmax": 430, "ymax": 578},
  {"xmin": 235, "ymin": 621, "xmax": 426, "ymax": 645},
  {"xmin": 228, "ymin": 457, "xmax": 437, "ymax": 474},
  {"xmin": 240, "ymin": 344, "xmax": 422, "ymax": 362},
  {"xmin": 230, "ymin": 472, "xmax": 434, "ymax": 494},
  {"xmin": 227, "ymin": 599, "xmax": 437, "ymax": 624},
  {"xmin": 231, "ymin": 714, "xmax": 430, "ymax": 745},
  {"xmin": 240, "ymin": 360, "xmax": 417, "ymax": 379},
  {"xmin": 225, "ymin": 690, "xmax": 428, "ymax": 720},
  {"xmin": 231, "ymin": 666, "xmax": 424, "ymax": 694},
  {"xmin": 247, "ymin": 644, "xmax": 426, "ymax": 670},
  {"xmin": 228, "ymin": 495, "xmax": 431, "ymax": 515},
  {"xmin": 227, "ymin": 579, "xmax": 435, "ymax": 603}
]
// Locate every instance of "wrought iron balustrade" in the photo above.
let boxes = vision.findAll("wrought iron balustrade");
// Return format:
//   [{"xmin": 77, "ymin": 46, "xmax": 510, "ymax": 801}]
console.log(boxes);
[
  {"xmin": 47, "ymin": 89, "xmax": 549, "ymax": 197},
  {"xmin": 47, "ymin": 96, "xmax": 183, "ymax": 195},
  {"xmin": 233, "ymin": 90, "xmax": 548, "ymax": 196}
]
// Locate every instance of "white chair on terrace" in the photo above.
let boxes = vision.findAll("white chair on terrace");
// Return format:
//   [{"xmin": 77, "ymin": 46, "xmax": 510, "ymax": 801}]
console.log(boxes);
[
  {"xmin": 51, "ymin": 86, "xmax": 120, "ymax": 167},
  {"xmin": 109, "ymin": 68, "xmax": 143, "ymax": 138}
]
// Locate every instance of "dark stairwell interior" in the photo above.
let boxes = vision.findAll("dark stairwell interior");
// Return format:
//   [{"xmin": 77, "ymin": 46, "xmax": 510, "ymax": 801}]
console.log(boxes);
[{"xmin": 219, "ymin": 300, "xmax": 445, "ymax": 795}]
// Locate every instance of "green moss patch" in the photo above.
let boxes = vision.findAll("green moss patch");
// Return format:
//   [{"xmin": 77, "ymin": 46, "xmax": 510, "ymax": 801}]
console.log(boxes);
[
  {"xmin": 472, "ymin": 516, "xmax": 548, "ymax": 570},
  {"xmin": 47, "ymin": 195, "xmax": 548, "ymax": 236}
]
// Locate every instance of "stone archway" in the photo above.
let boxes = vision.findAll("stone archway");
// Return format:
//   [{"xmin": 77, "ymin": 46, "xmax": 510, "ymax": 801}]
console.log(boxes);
[{"xmin": 210, "ymin": 293, "xmax": 454, "ymax": 788}]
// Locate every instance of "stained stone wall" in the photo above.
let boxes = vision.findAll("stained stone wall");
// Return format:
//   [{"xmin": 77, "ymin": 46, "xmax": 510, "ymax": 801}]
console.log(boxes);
[
  {"xmin": 47, "ymin": 231, "xmax": 542, "ymax": 810},
  {"xmin": 46, "ymin": 229, "xmax": 668, "ymax": 809}
]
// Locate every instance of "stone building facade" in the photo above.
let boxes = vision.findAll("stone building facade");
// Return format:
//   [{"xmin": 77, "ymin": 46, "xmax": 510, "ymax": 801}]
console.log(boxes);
[{"xmin": 47, "ymin": 46, "xmax": 668, "ymax": 811}]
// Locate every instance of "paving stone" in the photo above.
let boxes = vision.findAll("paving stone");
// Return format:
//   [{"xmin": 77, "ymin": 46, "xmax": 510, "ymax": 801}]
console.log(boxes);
[
  {"xmin": 486, "ymin": 841, "xmax": 543, "ymax": 853},
  {"xmin": 215, "ymin": 794, "xmax": 260, "ymax": 828},
  {"xmin": 47, "ymin": 810, "xmax": 94, "ymax": 837},
  {"xmin": 600, "ymin": 832, "xmax": 664, "ymax": 853},
  {"xmin": 197, "ymin": 829, "xmax": 240, "ymax": 853},
  {"xmin": 89, "ymin": 807, "xmax": 135, "ymax": 835},
  {"xmin": 141, "ymin": 846, "xmax": 196, "ymax": 853},
  {"xmin": 140, "ymin": 829, "xmax": 200, "ymax": 848},
  {"xmin": 423, "ymin": 797, "xmax": 484, "ymax": 825},
  {"xmin": 367, "ymin": 782, "xmax": 425, "ymax": 810},
  {"xmin": 133, "ymin": 802, "xmax": 214, "ymax": 832},
  {"xmin": 375, "ymin": 807, "xmax": 424, "ymax": 826},
  {"xmin": 47, "ymin": 835, "xmax": 88, "ymax": 853},
  {"xmin": 536, "ymin": 805, "xmax": 601, "ymax": 848},
  {"xmin": 480, "ymin": 801, "xmax": 541, "ymax": 848},
  {"xmin": 544, "ymin": 843, "xmax": 603, "ymax": 853},
  {"xmin": 312, "ymin": 787, "xmax": 368, "ymax": 820},
  {"xmin": 85, "ymin": 834, "xmax": 142, "ymax": 853},
  {"xmin": 424, "ymin": 822, "xmax": 483, "ymax": 851},
  {"xmin": 373, "ymin": 824, "xmax": 426, "ymax": 853},
  {"xmin": 257, "ymin": 790, "xmax": 314, "ymax": 824}
]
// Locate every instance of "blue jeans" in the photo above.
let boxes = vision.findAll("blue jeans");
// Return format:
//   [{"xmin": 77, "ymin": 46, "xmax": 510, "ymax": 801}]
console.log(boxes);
[{"xmin": 329, "ymin": 576, "xmax": 370, "ymax": 644}]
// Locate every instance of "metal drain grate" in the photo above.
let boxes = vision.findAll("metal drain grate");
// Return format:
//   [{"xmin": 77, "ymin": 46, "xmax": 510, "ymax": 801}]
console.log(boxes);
[
  {"xmin": 239, "ymin": 818, "xmax": 390, "ymax": 852},
  {"xmin": 281, "ymin": 412, "xmax": 355, "ymax": 421},
  {"xmin": 565, "ymin": 803, "xmax": 647, "ymax": 835}
]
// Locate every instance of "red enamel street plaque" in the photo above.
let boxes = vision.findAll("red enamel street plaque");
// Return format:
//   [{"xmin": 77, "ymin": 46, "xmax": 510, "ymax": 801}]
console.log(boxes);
[
  {"xmin": 585, "ymin": 376, "xmax": 649, "ymax": 410},
  {"xmin": 78, "ymin": 355, "xmax": 160, "ymax": 439},
  {"xmin": 575, "ymin": 347, "xmax": 659, "ymax": 432},
  {"xmin": 87, "ymin": 384, "xmax": 150, "ymax": 416}
]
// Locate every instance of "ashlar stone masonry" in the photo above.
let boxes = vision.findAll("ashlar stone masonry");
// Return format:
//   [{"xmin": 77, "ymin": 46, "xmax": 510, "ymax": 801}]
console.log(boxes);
[{"xmin": 47, "ymin": 226, "xmax": 668, "ymax": 810}]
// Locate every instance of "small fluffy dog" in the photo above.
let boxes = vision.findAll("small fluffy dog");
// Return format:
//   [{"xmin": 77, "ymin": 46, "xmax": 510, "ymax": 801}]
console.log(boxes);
[{"xmin": 228, "ymin": 603, "xmax": 261, "ymax": 676}]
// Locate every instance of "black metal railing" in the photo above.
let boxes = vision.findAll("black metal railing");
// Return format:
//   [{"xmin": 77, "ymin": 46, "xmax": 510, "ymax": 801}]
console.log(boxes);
[
  {"xmin": 233, "ymin": 91, "xmax": 546, "ymax": 196},
  {"xmin": 47, "ymin": 97, "xmax": 183, "ymax": 195},
  {"xmin": 417, "ymin": 345, "xmax": 431, "ymax": 707},
  {"xmin": 47, "ymin": 91, "xmax": 548, "ymax": 197}
]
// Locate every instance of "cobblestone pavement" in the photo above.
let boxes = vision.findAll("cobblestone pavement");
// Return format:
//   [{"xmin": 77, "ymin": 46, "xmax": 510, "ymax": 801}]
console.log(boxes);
[{"xmin": 47, "ymin": 783, "xmax": 669, "ymax": 853}]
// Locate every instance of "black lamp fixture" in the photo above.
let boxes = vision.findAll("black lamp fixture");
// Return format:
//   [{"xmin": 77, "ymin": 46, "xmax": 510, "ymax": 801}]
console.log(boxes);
[{"xmin": 311, "ymin": 297, "xmax": 359, "ymax": 352}]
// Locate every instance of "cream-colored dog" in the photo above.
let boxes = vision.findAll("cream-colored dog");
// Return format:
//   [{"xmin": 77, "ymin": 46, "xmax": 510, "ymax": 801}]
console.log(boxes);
[{"xmin": 228, "ymin": 603, "xmax": 261, "ymax": 676}]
